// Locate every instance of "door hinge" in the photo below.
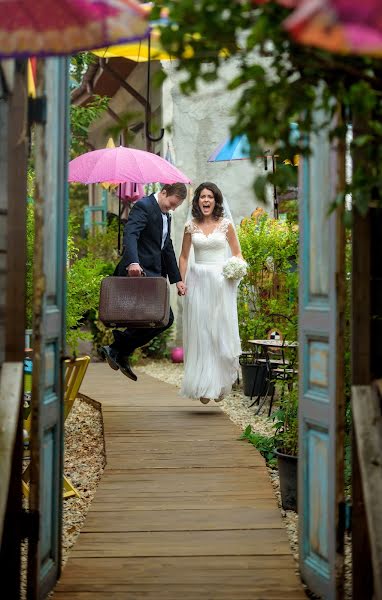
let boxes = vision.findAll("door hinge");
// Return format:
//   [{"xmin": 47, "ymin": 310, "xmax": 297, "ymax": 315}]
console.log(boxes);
[
  {"xmin": 21, "ymin": 509, "xmax": 40, "ymax": 541},
  {"xmin": 28, "ymin": 95, "xmax": 47, "ymax": 126}
]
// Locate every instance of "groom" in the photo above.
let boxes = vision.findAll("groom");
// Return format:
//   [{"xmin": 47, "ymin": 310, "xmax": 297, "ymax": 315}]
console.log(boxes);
[{"xmin": 98, "ymin": 183, "xmax": 187, "ymax": 381}]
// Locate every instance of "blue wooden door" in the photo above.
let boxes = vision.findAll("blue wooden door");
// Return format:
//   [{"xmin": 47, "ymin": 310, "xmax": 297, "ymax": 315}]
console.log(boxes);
[
  {"xmin": 27, "ymin": 57, "xmax": 69, "ymax": 599},
  {"xmin": 298, "ymin": 108, "xmax": 345, "ymax": 598}
]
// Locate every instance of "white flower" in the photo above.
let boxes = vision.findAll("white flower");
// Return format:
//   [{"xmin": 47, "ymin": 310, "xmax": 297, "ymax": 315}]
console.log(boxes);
[{"xmin": 222, "ymin": 256, "xmax": 248, "ymax": 280}]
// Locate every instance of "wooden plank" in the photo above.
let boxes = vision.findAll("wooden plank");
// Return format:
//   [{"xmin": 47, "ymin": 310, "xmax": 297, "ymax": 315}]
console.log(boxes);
[
  {"xmin": 70, "ymin": 529, "xmax": 292, "ymax": 558},
  {"xmin": 89, "ymin": 493, "xmax": 277, "ymax": 512},
  {"xmin": 55, "ymin": 556, "xmax": 304, "ymax": 598},
  {"xmin": 82, "ymin": 506, "xmax": 283, "ymax": 532},
  {"xmin": 352, "ymin": 385, "xmax": 382, "ymax": 600}
]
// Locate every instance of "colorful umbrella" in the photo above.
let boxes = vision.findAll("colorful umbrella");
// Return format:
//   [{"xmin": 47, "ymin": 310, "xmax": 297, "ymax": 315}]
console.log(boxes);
[
  {"xmin": 68, "ymin": 146, "xmax": 191, "ymax": 184},
  {"xmin": 0, "ymin": 0, "xmax": 149, "ymax": 59},
  {"xmin": 207, "ymin": 135, "xmax": 250, "ymax": 162},
  {"xmin": 283, "ymin": 0, "xmax": 382, "ymax": 56},
  {"xmin": 252, "ymin": 0, "xmax": 382, "ymax": 56}
]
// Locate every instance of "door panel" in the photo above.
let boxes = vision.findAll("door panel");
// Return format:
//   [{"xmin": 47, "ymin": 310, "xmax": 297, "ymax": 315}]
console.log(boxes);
[
  {"xmin": 27, "ymin": 57, "xmax": 69, "ymax": 599},
  {"xmin": 298, "ymin": 108, "xmax": 345, "ymax": 598}
]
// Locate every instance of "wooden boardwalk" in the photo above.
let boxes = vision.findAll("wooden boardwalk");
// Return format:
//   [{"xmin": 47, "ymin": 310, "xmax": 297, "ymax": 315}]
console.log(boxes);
[{"xmin": 54, "ymin": 363, "xmax": 305, "ymax": 599}]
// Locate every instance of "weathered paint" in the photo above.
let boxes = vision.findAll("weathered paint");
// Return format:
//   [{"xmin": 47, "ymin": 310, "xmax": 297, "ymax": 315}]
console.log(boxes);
[
  {"xmin": 298, "ymin": 106, "xmax": 345, "ymax": 599},
  {"xmin": 27, "ymin": 57, "xmax": 69, "ymax": 600}
]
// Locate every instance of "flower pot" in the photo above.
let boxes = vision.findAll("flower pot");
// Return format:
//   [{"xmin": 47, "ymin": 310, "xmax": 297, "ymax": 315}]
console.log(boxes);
[
  {"xmin": 276, "ymin": 449, "xmax": 298, "ymax": 512},
  {"xmin": 239, "ymin": 354, "xmax": 274, "ymax": 397},
  {"xmin": 240, "ymin": 362, "xmax": 268, "ymax": 397}
]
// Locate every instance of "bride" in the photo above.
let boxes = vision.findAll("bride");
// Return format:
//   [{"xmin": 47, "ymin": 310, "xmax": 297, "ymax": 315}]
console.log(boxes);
[{"xmin": 179, "ymin": 182, "xmax": 243, "ymax": 404}]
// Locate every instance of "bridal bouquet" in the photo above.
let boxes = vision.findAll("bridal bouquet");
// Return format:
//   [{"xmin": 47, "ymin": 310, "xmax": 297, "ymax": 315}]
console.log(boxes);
[{"xmin": 222, "ymin": 256, "xmax": 248, "ymax": 280}]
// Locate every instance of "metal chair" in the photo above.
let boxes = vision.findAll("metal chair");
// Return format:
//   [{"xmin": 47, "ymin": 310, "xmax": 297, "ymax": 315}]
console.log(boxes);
[{"xmin": 250, "ymin": 314, "xmax": 298, "ymax": 416}]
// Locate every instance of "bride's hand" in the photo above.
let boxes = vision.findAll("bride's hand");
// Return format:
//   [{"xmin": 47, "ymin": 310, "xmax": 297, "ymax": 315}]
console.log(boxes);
[{"xmin": 176, "ymin": 281, "xmax": 187, "ymax": 296}]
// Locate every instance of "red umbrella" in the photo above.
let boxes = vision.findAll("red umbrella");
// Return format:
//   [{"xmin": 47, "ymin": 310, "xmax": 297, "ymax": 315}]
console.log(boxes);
[{"xmin": 0, "ymin": 0, "xmax": 149, "ymax": 59}]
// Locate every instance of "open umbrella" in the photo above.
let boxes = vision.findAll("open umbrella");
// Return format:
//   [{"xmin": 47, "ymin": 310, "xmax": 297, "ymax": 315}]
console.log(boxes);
[
  {"xmin": 207, "ymin": 135, "xmax": 250, "ymax": 162},
  {"xmin": 68, "ymin": 146, "xmax": 191, "ymax": 184},
  {"xmin": 252, "ymin": 0, "xmax": 382, "ymax": 56},
  {"xmin": 0, "ymin": 0, "xmax": 149, "ymax": 59},
  {"xmin": 69, "ymin": 145, "xmax": 191, "ymax": 253}
]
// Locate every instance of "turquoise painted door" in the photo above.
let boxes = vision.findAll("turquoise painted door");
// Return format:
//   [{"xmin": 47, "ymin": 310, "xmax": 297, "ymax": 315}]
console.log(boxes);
[
  {"xmin": 298, "ymin": 108, "xmax": 345, "ymax": 598},
  {"xmin": 27, "ymin": 57, "xmax": 69, "ymax": 599}
]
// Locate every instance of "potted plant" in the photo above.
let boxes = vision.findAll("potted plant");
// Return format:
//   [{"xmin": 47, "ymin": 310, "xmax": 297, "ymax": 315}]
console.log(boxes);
[
  {"xmin": 273, "ymin": 386, "xmax": 298, "ymax": 511},
  {"xmin": 240, "ymin": 384, "xmax": 299, "ymax": 511},
  {"xmin": 237, "ymin": 210, "xmax": 298, "ymax": 396}
]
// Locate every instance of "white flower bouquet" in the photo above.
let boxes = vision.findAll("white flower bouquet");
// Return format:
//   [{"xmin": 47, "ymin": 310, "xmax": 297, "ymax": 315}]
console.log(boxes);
[{"xmin": 222, "ymin": 256, "xmax": 248, "ymax": 280}]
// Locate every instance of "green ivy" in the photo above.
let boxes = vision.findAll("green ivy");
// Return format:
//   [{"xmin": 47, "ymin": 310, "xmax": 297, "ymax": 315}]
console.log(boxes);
[{"xmin": 153, "ymin": 0, "xmax": 382, "ymax": 214}]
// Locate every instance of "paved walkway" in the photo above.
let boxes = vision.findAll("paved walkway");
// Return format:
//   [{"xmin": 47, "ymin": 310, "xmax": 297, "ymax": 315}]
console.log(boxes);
[{"xmin": 53, "ymin": 363, "xmax": 305, "ymax": 599}]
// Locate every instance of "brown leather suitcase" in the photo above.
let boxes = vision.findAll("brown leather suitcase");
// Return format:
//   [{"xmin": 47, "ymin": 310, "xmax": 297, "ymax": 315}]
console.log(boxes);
[{"xmin": 99, "ymin": 276, "xmax": 170, "ymax": 328}]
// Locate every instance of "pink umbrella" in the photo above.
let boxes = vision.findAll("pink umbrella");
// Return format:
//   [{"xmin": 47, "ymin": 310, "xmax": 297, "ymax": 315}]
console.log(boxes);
[
  {"xmin": 68, "ymin": 146, "xmax": 191, "ymax": 184},
  {"xmin": 0, "ymin": 0, "xmax": 149, "ymax": 59},
  {"xmin": 120, "ymin": 181, "xmax": 145, "ymax": 202}
]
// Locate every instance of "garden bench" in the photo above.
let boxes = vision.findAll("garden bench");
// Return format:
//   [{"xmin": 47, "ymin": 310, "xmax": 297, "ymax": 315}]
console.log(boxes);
[{"xmin": 22, "ymin": 355, "xmax": 90, "ymax": 499}]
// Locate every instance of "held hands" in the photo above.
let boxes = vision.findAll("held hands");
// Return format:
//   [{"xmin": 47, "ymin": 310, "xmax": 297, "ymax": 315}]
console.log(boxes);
[
  {"xmin": 127, "ymin": 263, "xmax": 144, "ymax": 277},
  {"xmin": 176, "ymin": 281, "xmax": 187, "ymax": 296}
]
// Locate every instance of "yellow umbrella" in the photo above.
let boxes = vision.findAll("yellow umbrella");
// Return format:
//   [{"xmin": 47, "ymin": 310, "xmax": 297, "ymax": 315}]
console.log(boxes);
[{"xmin": 92, "ymin": 29, "xmax": 195, "ymax": 62}]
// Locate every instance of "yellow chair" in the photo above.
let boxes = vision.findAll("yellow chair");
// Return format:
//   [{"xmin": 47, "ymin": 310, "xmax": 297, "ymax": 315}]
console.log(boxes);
[{"xmin": 22, "ymin": 355, "xmax": 91, "ymax": 499}]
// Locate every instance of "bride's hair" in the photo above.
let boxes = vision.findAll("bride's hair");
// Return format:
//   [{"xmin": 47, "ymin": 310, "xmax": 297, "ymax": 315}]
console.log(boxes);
[{"xmin": 191, "ymin": 182, "xmax": 224, "ymax": 221}]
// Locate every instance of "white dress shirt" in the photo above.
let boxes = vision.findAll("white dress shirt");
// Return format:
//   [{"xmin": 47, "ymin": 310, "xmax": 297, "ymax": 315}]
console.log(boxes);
[{"xmin": 155, "ymin": 191, "xmax": 168, "ymax": 249}]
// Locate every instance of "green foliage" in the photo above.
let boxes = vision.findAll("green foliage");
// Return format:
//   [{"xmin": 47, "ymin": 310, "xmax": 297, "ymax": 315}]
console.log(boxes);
[
  {"xmin": 142, "ymin": 326, "xmax": 173, "ymax": 359},
  {"xmin": 272, "ymin": 386, "xmax": 299, "ymax": 457},
  {"xmin": 26, "ymin": 201, "xmax": 34, "ymax": 328},
  {"xmin": 240, "ymin": 385, "xmax": 298, "ymax": 463},
  {"xmin": 70, "ymin": 52, "xmax": 95, "ymax": 88},
  {"xmin": 239, "ymin": 425, "xmax": 277, "ymax": 467},
  {"xmin": 153, "ymin": 0, "xmax": 382, "ymax": 213},
  {"xmin": 78, "ymin": 219, "xmax": 120, "ymax": 263},
  {"xmin": 66, "ymin": 253, "xmax": 114, "ymax": 352},
  {"xmin": 65, "ymin": 218, "xmax": 116, "ymax": 352},
  {"xmin": 237, "ymin": 210, "xmax": 298, "ymax": 348},
  {"xmin": 70, "ymin": 95, "xmax": 110, "ymax": 158}
]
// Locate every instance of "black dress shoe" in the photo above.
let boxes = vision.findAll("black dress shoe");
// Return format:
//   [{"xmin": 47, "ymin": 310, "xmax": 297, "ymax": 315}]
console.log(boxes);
[
  {"xmin": 98, "ymin": 345, "xmax": 120, "ymax": 371},
  {"xmin": 119, "ymin": 355, "xmax": 138, "ymax": 382}
]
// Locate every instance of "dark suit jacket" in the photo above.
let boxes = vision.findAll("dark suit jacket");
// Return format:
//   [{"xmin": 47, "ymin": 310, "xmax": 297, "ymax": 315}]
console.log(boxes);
[{"xmin": 114, "ymin": 194, "xmax": 181, "ymax": 284}]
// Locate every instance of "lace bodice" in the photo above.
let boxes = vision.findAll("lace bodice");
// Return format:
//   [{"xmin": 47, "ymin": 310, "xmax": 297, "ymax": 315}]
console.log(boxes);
[{"xmin": 185, "ymin": 218, "xmax": 230, "ymax": 264}]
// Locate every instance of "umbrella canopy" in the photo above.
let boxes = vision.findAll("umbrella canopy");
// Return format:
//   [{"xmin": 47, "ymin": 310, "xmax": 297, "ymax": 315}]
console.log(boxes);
[
  {"xmin": 68, "ymin": 146, "xmax": 191, "ymax": 185},
  {"xmin": 207, "ymin": 135, "xmax": 250, "ymax": 162},
  {"xmin": 283, "ymin": 0, "xmax": 382, "ymax": 55},
  {"xmin": 252, "ymin": 0, "xmax": 382, "ymax": 56},
  {"xmin": 0, "ymin": 0, "xmax": 149, "ymax": 59},
  {"xmin": 93, "ymin": 30, "xmax": 195, "ymax": 62}
]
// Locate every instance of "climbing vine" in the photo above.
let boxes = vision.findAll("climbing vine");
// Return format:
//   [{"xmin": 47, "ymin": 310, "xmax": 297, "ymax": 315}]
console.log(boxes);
[{"xmin": 153, "ymin": 0, "xmax": 382, "ymax": 215}]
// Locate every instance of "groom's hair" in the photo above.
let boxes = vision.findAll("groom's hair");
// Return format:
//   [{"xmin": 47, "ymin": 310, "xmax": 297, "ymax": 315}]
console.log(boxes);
[
  {"xmin": 161, "ymin": 183, "xmax": 187, "ymax": 199},
  {"xmin": 192, "ymin": 182, "xmax": 224, "ymax": 222}
]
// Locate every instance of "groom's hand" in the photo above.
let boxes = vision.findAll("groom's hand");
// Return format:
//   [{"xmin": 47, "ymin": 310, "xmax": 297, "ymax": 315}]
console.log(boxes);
[
  {"xmin": 176, "ymin": 281, "xmax": 187, "ymax": 296},
  {"xmin": 127, "ymin": 263, "xmax": 144, "ymax": 277}
]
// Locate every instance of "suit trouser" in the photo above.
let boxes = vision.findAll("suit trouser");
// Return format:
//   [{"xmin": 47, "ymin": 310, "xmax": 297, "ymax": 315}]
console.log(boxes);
[{"xmin": 110, "ymin": 308, "xmax": 174, "ymax": 357}]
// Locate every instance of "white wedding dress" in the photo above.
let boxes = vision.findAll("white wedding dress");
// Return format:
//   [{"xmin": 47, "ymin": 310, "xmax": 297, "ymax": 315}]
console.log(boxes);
[{"xmin": 181, "ymin": 217, "xmax": 241, "ymax": 400}]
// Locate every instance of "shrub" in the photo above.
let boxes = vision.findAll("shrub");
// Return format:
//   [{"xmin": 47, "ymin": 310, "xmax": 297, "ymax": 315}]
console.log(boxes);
[{"xmin": 237, "ymin": 209, "xmax": 299, "ymax": 349}]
